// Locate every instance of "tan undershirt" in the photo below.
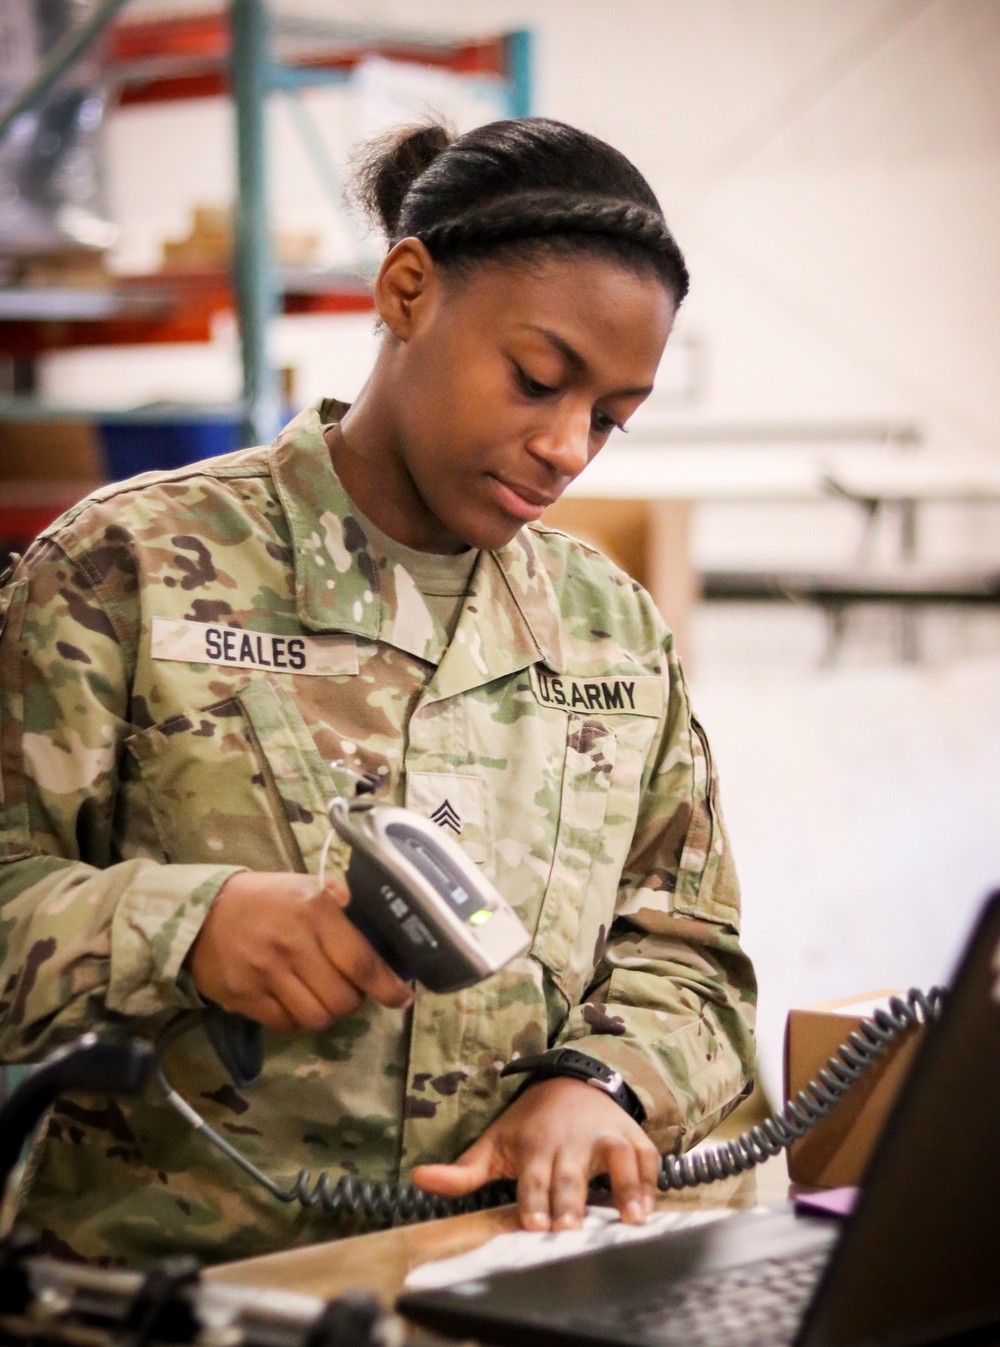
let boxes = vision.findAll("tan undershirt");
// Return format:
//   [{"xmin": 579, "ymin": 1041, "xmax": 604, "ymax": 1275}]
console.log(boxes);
[{"xmin": 347, "ymin": 497, "xmax": 479, "ymax": 649}]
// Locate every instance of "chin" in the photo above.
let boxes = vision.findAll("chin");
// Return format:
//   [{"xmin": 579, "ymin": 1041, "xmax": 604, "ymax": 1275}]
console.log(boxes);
[{"xmin": 456, "ymin": 515, "xmax": 525, "ymax": 552}]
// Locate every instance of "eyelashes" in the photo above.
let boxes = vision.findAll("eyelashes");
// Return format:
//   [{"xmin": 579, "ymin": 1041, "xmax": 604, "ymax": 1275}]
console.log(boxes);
[
  {"xmin": 513, "ymin": 363, "xmax": 625, "ymax": 435},
  {"xmin": 514, "ymin": 364, "xmax": 558, "ymax": 399}
]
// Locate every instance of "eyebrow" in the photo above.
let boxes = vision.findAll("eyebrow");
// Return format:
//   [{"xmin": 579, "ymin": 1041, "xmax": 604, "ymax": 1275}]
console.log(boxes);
[{"xmin": 520, "ymin": 324, "xmax": 654, "ymax": 398}]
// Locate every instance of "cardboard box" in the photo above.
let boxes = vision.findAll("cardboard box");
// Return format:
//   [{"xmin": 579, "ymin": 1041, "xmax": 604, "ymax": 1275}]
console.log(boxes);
[
  {"xmin": 160, "ymin": 205, "xmax": 320, "ymax": 272},
  {"xmin": 0, "ymin": 422, "xmax": 102, "ymax": 481},
  {"xmin": 540, "ymin": 496, "xmax": 697, "ymax": 662},
  {"xmin": 783, "ymin": 990, "xmax": 924, "ymax": 1189}
]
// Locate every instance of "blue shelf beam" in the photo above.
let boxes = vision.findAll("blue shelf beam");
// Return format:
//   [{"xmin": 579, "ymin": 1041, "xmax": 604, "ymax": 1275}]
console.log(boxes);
[
  {"xmin": 230, "ymin": 0, "xmax": 281, "ymax": 449},
  {"xmin": 504, "ymin": 30, "xmax": 533, "ymax": 118}
]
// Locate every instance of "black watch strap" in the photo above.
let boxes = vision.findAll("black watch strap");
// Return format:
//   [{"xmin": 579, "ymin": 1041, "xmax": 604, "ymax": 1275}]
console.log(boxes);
[{"xmin": 501, "ymin": 1048, "xmax": 646, "ymax": 1124}]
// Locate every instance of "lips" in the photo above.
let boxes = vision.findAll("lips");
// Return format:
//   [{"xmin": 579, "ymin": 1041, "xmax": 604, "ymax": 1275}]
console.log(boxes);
[{"xmin": 487, "ymin": 473, "xmax": 558, "ymax": 521}]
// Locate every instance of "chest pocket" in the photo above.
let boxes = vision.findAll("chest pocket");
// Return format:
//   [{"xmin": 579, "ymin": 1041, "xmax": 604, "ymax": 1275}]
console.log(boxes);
[
  {"xmin": 125, "ymin": 675, "xmax": 347, "ymax": 875},
  {"xmin": 530, "ymin": 715, "xmax": 618, "ymax": 1008}
]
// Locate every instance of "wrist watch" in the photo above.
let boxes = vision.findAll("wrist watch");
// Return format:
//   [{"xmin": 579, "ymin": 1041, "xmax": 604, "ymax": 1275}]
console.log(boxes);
[{"xmin": 500, "ymin": 1048, "xmax": 646, "ymax": 1123}]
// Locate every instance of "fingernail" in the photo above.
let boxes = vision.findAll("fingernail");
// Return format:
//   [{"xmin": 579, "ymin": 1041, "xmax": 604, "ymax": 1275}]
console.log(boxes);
[
  {"xmin": 554, "ymin": 1213, "xmax": 581, "ymax": 1231},
  {"xmin": 643, "ymin": 1193, "xmax": 655, "ymax": 1214},
  {"xmin": 625, "ymin": 1200, "xmax": 646, "ymax": 1223},
  {"xmin": 524, "ymin": 1211, "xmax": 549, "ymax": 1231}
]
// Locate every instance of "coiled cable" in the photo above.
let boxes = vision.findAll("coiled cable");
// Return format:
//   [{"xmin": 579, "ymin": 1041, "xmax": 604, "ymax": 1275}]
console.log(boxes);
[
  {"xmin": 155, "ymin": 1016, "xmax": 516, "ymax": 1235},
  {"xmin": 158, "ymin": 1072, "xmax": 516, "ymax": 1235},
  {"xmin": 156, "ymin": 986, "xmax": 943, "ymax": 1234},
  {"xmin": 284, "ymin": 1173, "xmax": 517, "ymax": 1232},
  {"xmin": 657, "ymin": 985, "xmax": 944, "ymax": 1191}
]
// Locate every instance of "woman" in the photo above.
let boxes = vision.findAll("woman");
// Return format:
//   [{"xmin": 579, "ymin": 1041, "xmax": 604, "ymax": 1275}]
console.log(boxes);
[{"xmin": 0, "ymin": 117, "xmax": 756, "ymax": 1267}]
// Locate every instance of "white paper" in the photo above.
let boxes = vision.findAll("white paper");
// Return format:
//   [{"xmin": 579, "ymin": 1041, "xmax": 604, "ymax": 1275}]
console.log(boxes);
[{"xmin": 404, "ymin": 1206, "xmax": 729, "ymax": 1291}]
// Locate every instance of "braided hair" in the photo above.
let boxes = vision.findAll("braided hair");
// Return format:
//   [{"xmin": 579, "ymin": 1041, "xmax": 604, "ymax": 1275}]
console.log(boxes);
[{"xmin": 350, "ymin": 118, "xmax": 689, "ymax": 307}]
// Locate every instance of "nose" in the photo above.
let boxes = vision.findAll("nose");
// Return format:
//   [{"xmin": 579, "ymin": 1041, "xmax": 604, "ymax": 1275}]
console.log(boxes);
[{"xmin": 526, "ymin": 404, "xmax": 592, "ymax": 481}]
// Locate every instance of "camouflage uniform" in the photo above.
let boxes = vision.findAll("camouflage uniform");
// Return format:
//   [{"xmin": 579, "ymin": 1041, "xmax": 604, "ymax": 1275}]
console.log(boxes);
[{"xmin": 0, "ymin": 400, "xmax": 756, "ymax": 1267}]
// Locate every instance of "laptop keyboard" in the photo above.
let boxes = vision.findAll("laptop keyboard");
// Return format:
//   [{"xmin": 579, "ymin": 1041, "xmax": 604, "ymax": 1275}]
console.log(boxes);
[{"xmin": 598, "ymin": 1247, "xmax": 831, "ymax": 1347}]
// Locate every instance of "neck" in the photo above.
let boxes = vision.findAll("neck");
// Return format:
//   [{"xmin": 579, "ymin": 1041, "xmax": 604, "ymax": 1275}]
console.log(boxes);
[{"xmin": 330, "ymin": 369, "xmax": 465, "ymax": 555}]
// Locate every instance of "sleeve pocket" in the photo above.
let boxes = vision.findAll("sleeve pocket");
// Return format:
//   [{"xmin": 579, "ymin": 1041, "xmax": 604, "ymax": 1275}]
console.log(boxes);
[{"xmin": 671, "ymin": 716, "xmax": 740, "ymax": 931}]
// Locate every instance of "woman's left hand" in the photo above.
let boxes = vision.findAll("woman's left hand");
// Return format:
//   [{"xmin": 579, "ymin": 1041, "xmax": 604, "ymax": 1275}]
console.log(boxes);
[{"xmin": 411, "ymin": 1076, "xmax": 660, "ymax": 1231}]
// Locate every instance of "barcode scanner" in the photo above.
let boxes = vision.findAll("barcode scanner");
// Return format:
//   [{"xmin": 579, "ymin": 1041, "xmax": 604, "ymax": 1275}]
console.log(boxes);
[
  {"xmin": 203, "ymin": 794, "xmax": 531, "ymax": 1087},
  {"xmin": 332, "ymin": 795, "xmax": 531, "ymax": 991}
]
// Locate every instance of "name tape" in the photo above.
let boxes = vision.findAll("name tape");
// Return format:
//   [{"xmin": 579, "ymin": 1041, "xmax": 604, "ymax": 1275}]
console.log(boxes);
[
  {"xmin": 151, "ymin": 617, "xmax": 358, "ymax": 677},
  {"xmin": 529, "ymin": 666, "xmax": 663, "ymax": 718}
]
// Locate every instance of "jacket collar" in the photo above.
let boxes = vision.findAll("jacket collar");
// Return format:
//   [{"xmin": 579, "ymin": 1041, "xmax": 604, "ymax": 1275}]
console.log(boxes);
[{"xmin": 270, "ymin": 401, "xmax": 565, "ymax": 682}]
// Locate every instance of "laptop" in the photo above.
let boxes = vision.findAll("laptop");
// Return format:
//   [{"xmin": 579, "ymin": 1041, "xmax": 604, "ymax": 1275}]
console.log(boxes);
[{"xmin": 398, "ymin": 889, "xmax": 1000, "ymax": 1347}]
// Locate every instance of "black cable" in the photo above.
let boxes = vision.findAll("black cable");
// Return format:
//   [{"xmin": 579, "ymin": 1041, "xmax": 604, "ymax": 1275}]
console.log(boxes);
[
  {"xmin": 0, "ymin": 1034, "xmax": 154, "ymax": 1204},
  {"xmin": 657, "ymin": 986, "xmax": 944, "ymax": 1191},
  {"xmin": 283, "ymin": 1173, "xmax": 518, "ymax": 1233},
  {"xmin": 157, "ymin": 985, "xmax": 944, "ymax": 1234},
  {"xmin": 155, "ymin": 1017, "xmax": 516, "ymax": 1235}
]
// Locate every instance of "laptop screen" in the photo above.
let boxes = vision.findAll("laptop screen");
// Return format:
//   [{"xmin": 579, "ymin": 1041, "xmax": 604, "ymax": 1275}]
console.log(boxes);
[{"xmin": 798, "ymin": 888, "xmax": 1000, "ymax": 1347}]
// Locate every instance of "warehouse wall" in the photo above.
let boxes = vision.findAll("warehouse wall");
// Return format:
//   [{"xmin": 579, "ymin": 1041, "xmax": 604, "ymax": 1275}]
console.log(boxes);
[
  {"xmin": 48, "ymin": 0, "xmax": 1000, "ymax": 450},
  {"xmin": 695, "ymin": 654, "xmax": 1000, "ymax": 1093}
]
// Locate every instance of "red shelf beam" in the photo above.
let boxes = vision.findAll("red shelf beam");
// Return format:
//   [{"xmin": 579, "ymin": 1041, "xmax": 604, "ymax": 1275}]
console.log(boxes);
[
  {"xmin": 0, "ymin": 273, "xmax": 374, "ymax": 354},
  {"xmin": 109, "ymin": 12, "xmax": 508, "ymax": 106},
  {"xmin": 0, "ymin": 485, "xmax": 99, "ymax": 545}
]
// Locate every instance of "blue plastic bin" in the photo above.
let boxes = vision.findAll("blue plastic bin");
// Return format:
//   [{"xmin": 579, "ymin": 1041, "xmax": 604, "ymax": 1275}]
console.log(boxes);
[{"xmin": 98, "ymin": 416, "xmax": 240, "ymax": 482}]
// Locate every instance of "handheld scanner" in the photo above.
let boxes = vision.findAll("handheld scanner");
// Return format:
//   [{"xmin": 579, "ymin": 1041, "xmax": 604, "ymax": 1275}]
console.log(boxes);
[
  {"xmin": 202, "ymin": 797, "xmax": 531, "ymax": 1088},
  {"xmin": 331, "ymin": 797, "xmax": 531, "ymax": 994}
]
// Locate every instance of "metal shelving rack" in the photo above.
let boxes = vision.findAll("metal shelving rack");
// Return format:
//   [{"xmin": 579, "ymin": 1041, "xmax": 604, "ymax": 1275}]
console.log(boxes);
[{"xmin": 0, "ymin": 1, "xmax": 533, "ymax": 445}]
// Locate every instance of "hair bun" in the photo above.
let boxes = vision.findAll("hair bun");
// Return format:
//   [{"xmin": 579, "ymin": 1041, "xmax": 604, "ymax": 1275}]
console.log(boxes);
[{"xmin": 350, "ymin": 122, "xmax": 454, "ymax": 239}]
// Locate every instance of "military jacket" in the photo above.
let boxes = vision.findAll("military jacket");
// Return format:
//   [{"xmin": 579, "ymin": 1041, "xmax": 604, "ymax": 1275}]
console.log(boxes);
[{"xmin": 0, "ymin": 401, "xmax": 756, "ymax": 1267}]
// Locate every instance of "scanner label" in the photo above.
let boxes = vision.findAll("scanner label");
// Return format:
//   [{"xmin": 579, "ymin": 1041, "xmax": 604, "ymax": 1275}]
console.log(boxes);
[
  {"xmin": 151, "ymin": 617, "xmax": 358, "ymax": 677},
  {"xmin": 529, "ymin": 667, "xmax": 663, "ymax": 718}
]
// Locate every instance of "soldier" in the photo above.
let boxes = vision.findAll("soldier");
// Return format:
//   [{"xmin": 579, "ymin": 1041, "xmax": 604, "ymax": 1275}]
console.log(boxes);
[{"xmin": 0, "ymin": 117, "xmax": 756, "ymax": 1267}]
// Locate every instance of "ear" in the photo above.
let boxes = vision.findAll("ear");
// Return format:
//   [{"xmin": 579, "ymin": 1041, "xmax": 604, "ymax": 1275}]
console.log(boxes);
[{"xmin": 373, "ymin": 237, "xmax": 438, "ymax": 341}]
